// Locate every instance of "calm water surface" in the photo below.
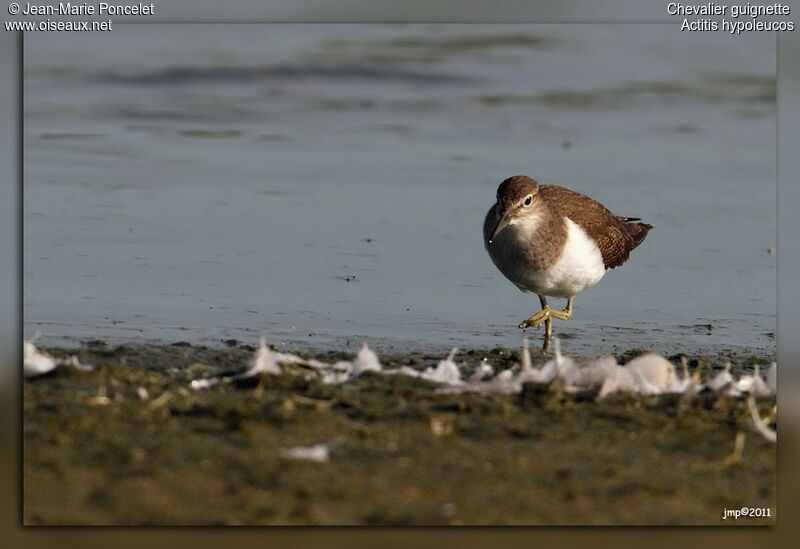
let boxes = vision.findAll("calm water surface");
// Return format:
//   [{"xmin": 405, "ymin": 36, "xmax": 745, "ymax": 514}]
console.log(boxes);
[{"xmin": 24, "ymin": 25, "xmax": 776, "ymax": 355}]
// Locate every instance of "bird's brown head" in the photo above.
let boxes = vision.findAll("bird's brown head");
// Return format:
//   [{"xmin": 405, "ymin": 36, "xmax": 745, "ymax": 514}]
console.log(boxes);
[{"xmin": 488, "ymin": 175, "xmax": 541, "ymax": 245}]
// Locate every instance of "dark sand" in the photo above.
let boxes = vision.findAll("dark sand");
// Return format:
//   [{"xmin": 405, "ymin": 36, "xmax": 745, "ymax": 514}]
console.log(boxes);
[{"xmin": 24, "ymin": 342, "xmax": 776, "ymax": 525}]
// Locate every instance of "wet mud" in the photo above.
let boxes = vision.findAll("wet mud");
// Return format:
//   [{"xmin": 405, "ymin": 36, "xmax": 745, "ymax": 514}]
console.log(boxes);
[{"xmin": 24, "ymin": 342, "xmax": 776, "ymax": 525}]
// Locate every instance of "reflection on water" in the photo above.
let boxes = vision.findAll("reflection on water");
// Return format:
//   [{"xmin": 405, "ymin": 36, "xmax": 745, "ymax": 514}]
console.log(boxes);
[{"xmin": 24, "ymin": 25, "xmax": 776, "ymax": 355}]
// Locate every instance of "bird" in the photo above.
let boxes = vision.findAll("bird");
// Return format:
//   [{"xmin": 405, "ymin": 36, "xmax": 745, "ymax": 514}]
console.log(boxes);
[{"xmin": 483, "ymin": 175, "xmax": 652, "ymax": 342}]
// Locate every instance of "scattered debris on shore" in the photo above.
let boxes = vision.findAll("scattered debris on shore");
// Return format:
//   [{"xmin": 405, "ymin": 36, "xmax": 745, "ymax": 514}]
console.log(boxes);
[
  {"xmin": 23, "ymin": 336, "xmax": 777, "ymax": 524},
  {"xmin": 24, "ymin": 337, "xmax": 92, "ymax": 378},
  {"xmin": 183, "ymin": 337, "xmax": 777, "ymax": 438}
]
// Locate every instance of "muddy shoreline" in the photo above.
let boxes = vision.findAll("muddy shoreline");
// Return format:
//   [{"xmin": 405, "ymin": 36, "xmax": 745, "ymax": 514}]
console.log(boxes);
[{"xmin": 24, "ymin": 341, "xmax": 776, "ymax": 525}]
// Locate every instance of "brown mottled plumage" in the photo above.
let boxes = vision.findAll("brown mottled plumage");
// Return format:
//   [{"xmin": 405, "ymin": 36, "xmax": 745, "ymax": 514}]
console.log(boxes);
[
  {"xmin": 484, "ymin": 175, "xmax": 652, "ymax": 339},
  {"xmin": 537, "ymin": 184, "xmax": 652, "ymax": 269},
  {"xmin": 487, "ymin": 175, "xmax": 652, "ymax": 271}
]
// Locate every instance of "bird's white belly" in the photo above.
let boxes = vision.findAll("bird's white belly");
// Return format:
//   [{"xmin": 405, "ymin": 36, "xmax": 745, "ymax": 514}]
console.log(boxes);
[{"xmin": 519, "ymin": 217, "xmax": 606, "ymax": 298}]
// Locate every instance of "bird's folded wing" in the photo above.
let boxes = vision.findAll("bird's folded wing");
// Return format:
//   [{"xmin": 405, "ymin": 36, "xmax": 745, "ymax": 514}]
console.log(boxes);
[{"xmin": 539, "ymin": 185, "xmax": 646, "ymax": 270}]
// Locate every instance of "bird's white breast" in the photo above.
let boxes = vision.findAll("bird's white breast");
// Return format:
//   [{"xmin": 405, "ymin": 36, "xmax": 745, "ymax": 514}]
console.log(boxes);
[{"xmin": 534, "ymin": 217, "xmax": 605, "ymax": 297}]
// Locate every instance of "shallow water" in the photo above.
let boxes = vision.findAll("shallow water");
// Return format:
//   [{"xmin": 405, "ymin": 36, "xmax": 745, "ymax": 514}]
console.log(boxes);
[{"xmin": 23, "ymin": 25, "xmax": 776, "ymax": 356}]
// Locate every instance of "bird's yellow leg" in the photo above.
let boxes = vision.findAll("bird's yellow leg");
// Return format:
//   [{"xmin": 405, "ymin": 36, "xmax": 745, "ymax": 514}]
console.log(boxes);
[
  {"xmin": 517, "ymin": 297, "xmax": 574, "ymax": 334},
  {"xmin": 555, "ymin": 297, "xmax": 573, "ymax": 320}
]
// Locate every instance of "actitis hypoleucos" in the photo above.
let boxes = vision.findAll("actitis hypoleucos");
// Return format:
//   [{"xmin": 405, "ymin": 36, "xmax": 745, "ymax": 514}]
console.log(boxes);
[{"xmin": 484, "ymin": 175, "xmax": 652, "ymax": 340}]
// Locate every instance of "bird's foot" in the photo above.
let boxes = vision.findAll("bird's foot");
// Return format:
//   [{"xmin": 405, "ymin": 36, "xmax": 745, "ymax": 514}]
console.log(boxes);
[
  {"xmin": 518, "ymin": 307, "xmax": 552, "ymax": 330},
  {"xmin": 517, "ymin": 305, "xmax": 572, "ymax": 330}
]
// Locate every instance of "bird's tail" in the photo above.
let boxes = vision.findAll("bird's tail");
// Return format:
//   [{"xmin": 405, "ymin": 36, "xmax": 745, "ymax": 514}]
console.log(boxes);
[{"xmin": 619, "ymin": 217, "xmax": 653, "ymax": 249}]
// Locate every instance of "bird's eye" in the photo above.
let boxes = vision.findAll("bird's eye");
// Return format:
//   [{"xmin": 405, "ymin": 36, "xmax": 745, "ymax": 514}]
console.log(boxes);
[{"xmin": 523, "ymin": 195, "xmax": 533, "ymax": 207}]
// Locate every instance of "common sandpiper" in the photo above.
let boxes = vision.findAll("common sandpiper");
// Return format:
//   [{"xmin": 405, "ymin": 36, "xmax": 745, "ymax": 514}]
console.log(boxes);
[{"xmin": 484, "ymin": 175, "xmax": 652, "ymax": 344}]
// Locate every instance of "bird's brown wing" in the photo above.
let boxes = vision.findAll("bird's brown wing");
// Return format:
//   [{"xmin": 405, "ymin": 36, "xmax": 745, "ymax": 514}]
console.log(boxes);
[{"xmin": 538, "ymin": 185, "xmax": 652, "ymax": 269}]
